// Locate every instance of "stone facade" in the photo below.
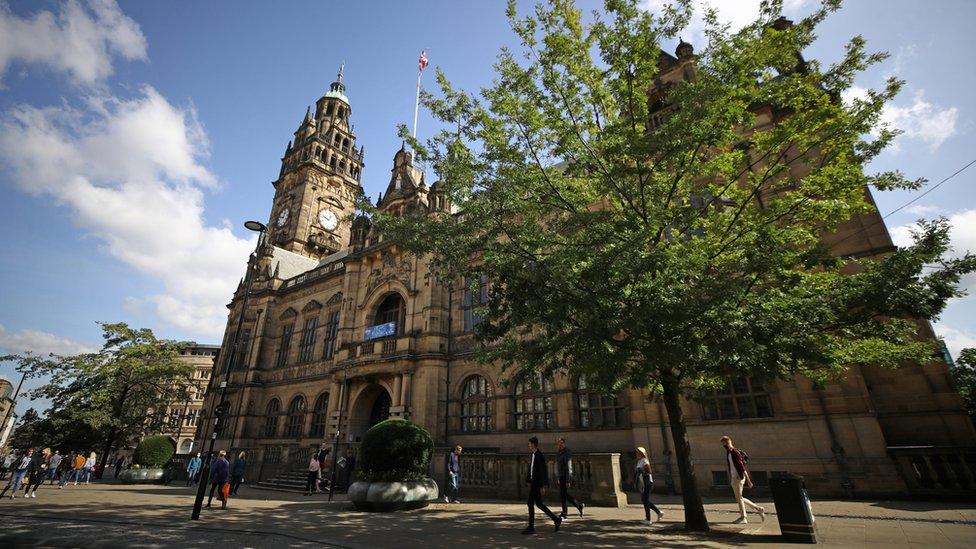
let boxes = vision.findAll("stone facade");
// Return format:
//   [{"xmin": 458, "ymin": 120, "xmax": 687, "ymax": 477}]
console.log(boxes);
[
  {"xmin": 154, "ymin": 344, "xmax": 218, "ymax": 454},
  {"xmin": 196, "ymin": 56, "xmax": 976, "ymax": 500}
]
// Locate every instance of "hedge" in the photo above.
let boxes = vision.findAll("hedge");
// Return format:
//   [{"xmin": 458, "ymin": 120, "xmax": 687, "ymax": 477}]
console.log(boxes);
[
  {"xmin": 359, "ymin": 418, "xmax": 433, "ymax": 482},
  {"xmin": 133, "ymin": 435, "xmax": 175, "ymax": 467}
]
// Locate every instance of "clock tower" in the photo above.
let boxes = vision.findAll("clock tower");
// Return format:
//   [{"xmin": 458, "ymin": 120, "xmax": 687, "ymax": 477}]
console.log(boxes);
[{"xmin": 267, "ymin": 66, "xmax": 364, "ymax": 260}]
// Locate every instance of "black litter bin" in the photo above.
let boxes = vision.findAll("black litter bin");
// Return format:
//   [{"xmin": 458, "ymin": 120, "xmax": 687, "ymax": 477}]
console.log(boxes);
[{"xmin": 769, "ymin": 472, "xmax": 817, "ymax": 543}]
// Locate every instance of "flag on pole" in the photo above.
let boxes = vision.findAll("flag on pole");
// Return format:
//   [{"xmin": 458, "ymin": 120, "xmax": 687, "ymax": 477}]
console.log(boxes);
[{"xmin": 418, "ymin": 50, "xmax": 428, "ymax": 72}]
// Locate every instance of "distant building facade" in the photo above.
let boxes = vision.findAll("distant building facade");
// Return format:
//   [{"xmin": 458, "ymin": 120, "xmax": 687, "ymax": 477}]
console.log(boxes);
[
  {"xmin": 196, "ymin": 55, "xmax": 975, "ymax": 499},
  {"xmin": 157, "ymin": 344, "xmax": 219, "ymax": 454}
]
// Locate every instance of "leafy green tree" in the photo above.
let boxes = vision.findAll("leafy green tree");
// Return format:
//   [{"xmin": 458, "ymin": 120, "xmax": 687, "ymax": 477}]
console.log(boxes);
[
  {"xmin": 952, "ymin": 348, "xmax": 976, "ymax": 420},
  {"xmin": 9, "ymin": 407, "xmax": 40, "ymax": 449},
  {"xmin": 366, "ymin": 0, "xmax": 976, "ymax": 530},
  {"xmin": 3, "ymin": 323, "xmax": 194, "ymax": 473}
]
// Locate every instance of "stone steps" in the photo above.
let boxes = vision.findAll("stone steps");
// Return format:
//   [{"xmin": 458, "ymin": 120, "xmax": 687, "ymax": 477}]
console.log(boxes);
[{"xmin": 255, "ymin": 468, "xmax": 330, "ymax": 493}]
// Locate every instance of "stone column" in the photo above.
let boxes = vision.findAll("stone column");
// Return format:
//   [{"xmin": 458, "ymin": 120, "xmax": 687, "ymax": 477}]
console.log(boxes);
[
  {"xmin": 585, "ymin": 453, "xmax": 627, "ymax": 507},
  {"xmin": 393, "ymin": 374, "xmax": 403, "ymax": 407},
  {"xmin": 402, "ymin": 373, "xmax": 412, "ymax": 407}
]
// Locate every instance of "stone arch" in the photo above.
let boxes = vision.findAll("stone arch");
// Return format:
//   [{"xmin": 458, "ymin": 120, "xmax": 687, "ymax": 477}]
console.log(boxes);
[
  {"xmin": 178, "ymin": 439, "xmax": 194, "ymax": 454},
  {"xmin": 346, "ymin": 382, "xmax": 394, "ymax": 442}
]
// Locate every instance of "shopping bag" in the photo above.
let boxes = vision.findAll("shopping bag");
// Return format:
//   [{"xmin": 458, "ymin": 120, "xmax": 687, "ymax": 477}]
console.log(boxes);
[{"xmin": 221, "ymin": 482, "xmax": 231, "ymax": 500}]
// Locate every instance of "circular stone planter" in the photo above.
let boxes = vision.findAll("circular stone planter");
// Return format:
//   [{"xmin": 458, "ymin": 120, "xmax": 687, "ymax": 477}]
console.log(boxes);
[
  {"xmin": 117, "ymin": 467, "xmax": 165, "ymax": 484},
  {"xmin": 348, "ymin": 478, "xmax": 439, "ymax": 511}
]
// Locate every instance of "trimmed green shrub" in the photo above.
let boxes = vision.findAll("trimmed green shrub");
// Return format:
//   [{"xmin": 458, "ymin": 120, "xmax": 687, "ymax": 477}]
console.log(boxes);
[
  {"xmin": 359, "ymin": 418, "xmax": 434, "ymax": 482},
  {"xmin": 133, "ymin": 435, "xmax": 175, "ymax": 467}
]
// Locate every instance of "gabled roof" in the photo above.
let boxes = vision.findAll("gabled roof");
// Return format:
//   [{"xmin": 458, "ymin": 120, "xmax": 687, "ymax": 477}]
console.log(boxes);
[{"xmin": 271, "ymin": 246, "xmax": 318, "ymax": 279}]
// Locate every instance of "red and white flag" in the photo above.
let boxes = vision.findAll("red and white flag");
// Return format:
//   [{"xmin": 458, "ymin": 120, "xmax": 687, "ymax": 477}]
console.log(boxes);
[{"xmin": 418, "ymin": 49, "xmax": 428, "ymax": 72}]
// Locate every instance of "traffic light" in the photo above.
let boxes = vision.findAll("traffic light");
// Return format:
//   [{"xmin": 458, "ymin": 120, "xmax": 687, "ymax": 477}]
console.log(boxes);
[{"xmin": 214, "ymin": 401, "xmax": 231, "ymax": 418}]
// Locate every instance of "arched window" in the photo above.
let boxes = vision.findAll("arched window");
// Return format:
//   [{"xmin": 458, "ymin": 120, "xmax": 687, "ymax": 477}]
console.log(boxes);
[
  {"xmin": 285, "ymin": 395, "xmax": 306, "ymax": 437},
  {"xmin": 373, "ymin": 293, "xmax": 405, "ymax": 336},
  {"xmin": 264, "ymin": 398, "xmax": 281, "ymax": 437},
  {"xmin": 576, "ymin": 377, "xmax": 627, "ymax": 429},
  {"xmin": 460, "ymin": 375, "xmax": 493, "ymax": 432},
  {"xmin": 311, "ymin": 392, "xmax": 330, "ymax": 437},
  {"xmin": 326, "ymin": 103, "xmax": 334, "ymax": 116},
  {"xmin": 514, "ymin": 373, "xmax": 554, "ymax": 430}
]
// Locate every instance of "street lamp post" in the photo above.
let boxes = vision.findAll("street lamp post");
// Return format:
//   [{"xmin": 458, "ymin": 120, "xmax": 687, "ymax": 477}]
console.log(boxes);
[{"xmin": 191, "ymin": 220, "xmax": 266, "ymax": 521}]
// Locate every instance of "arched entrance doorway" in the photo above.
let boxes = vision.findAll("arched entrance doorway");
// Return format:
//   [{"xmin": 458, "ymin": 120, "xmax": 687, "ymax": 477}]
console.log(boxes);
[{"xmin": 348, "ymin": 383, "xmax": 392, "ymax": 442}]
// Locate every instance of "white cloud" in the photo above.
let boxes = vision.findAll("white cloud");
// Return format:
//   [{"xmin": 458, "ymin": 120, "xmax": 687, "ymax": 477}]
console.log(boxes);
[
  {"xmin": 933, "ymin": 323, "xmax": 976, "ymax": 360},
  {"xmin": 641, "ymin": 0, "xmax": 813, "ymax": 45},
  {"xmin": 903, "ymin": 204, "xmax": 945, "ymax": 217},
  {"xmin": 0, "ymin": 87, "xmax": 253, "ymax": 339},
  {"xmin": 889, "ymin": 208, "xmax": 976, "ymax": 294},
  {"xmin": 844, "ymin": 86, "xmax": 958, "ymax": 152},
  {"xmin": 0, "ymin": 0, "xmax": 146, "ymax": 86},
  {"xmin": 0, "ymin": 325, "xmax": 96, "ymax": 356}
]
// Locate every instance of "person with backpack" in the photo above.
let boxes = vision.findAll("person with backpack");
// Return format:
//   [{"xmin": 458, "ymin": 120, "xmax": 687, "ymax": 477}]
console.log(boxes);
[
  {"xmin": 2, "ymin": 449, "xmax": 33, "ymax": 498},
  {"xmin": 634, "ymin": 446, "xmax": 663, "ymax": 525},
  {"xmin": 721, "ymin": 435, "xmax": 765, "ymax": 524},
  {"xmin": 444, "ymin": 445, "xmax": 462, "ymax": 503}
]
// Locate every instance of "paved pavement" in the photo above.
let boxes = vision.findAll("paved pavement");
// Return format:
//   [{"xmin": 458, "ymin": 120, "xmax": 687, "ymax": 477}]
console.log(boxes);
[{"xmin": 0, "ymin": 479, "xmax": 974, "ymax": 548}]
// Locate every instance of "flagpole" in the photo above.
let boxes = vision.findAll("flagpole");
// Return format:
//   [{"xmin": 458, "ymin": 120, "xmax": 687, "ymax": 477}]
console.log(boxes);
[{"xmin": 412, "ymin": 67, "xmax": 422, "ymax": 140}]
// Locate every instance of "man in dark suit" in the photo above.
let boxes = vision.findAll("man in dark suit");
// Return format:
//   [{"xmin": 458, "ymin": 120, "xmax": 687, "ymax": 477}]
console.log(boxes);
[{"xmin": 523, "ymin": 436, "xmax": 561, "ymax": 535}]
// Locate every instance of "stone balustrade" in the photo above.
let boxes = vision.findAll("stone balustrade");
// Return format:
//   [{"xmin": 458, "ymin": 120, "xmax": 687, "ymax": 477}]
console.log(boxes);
[
  {"xmin": 431, "ymin": 450, "xmax": 626, "ymax": 507},
  {"xmin": 888, "ymin": 445, "xmax": 976, "ymax": 497}
]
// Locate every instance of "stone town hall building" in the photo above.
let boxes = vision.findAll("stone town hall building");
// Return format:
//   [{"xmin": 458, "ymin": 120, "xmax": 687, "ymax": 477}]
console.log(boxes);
[{"xmin": 197, "ymin": 57, "xmax": 976, "ymax": 501}]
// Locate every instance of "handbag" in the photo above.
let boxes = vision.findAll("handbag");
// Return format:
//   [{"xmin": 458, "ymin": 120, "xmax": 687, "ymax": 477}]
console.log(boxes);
[{"xmin": 221, "ymin": 481, "xmax": 231, "ymax": 500}]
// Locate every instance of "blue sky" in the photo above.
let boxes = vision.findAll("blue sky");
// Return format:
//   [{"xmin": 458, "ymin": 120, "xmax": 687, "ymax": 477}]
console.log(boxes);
[{"xmin": 0, "ymin": 0, "xmax": 974, "ymax": 413}]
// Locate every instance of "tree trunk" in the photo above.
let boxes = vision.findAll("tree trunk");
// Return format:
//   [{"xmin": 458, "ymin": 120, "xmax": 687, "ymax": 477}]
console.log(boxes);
[
  {"xmin": 97, "ymin": 426, "xmax": 118, "ymax": 479},
  {"xmin": 661, "ymin": 373, "xmax": 709, "ymax": 531}
]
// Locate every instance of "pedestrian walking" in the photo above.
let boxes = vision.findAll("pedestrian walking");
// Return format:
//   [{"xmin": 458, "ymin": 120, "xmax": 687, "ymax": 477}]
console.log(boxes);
[
  {"xmin": 635, "ymin": 446, "xmax": 663, "ymax": 525},
  {"xmin": 556, "ymin": 438, "xmax": 585, "ymax": 519},
  {"xmin": 81, "ymin": 452, "xmax": 96, "ymax": 484},
  {"xmin": 316, "ymin": 448, "xmax": 331, "ymax": 492},
  {"xmin": 114, "ymin": 455, "xmax": 126, "ymax": 478},
  {"xmin": 444, "ymin": 444, "xmax": 462, "ymax": 503},
  {"xmin": 70, "ymin": 451, "xmax": 85, "ymax": 485},
  {"xmin": 2, "ymin": 449, "xmax": 33, "ymax": 499},
  {"xmin": 47, "ymin": 450, "xmax": 62, "ymax": 485},
  {"xmin": 304, "ymin": 455, "xmax": 321, "ymax": 495},
  {"xmin": 23, "ymin": 447, "xmax": 49, "ymax": 498},
  {"xmin": 344, "ymin": 449, "xmax": 356, "ymax": 488},
  {"xmin": 0, "ymin": 452, "xmax": 13, "ymax": 480},
  {"xmin": 522, "ymin": 436, "xmax": 561, "ymax": 535},
  {"xmin": 721, "ymin": 436, "xmax": 765, "ymax": 524},
  {"xmin": 205, "ymin": 450, "xmax": 230, "ymax": 509},
  {"xmin": 230, "ymin": 452, "xmax": 246, "ymax": 495},
  {"xmin": 58, "ymin": 451, "xmax": 76, "ymax": 488},
  {"xmin": 186, "ymin": 452, "xmax": 202, "ymax": 486}
]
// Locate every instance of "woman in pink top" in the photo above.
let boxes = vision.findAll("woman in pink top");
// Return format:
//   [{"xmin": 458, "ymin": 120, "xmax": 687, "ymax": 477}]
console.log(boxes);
[{"xmin": 304, "ymin": 456, "xmax": 321, "ymax": 495}]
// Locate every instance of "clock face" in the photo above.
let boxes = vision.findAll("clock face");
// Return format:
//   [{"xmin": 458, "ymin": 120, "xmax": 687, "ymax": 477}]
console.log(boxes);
[
  {"xmin": 276, "ymin": 209, "xmax": 289, "ymax": 227},
  {"xmin": 318, "ymin": 209, "xmax": 338, "ymax": 231}
]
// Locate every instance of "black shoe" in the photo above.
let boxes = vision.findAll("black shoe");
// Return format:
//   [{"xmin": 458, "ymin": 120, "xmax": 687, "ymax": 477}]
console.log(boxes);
[
  {"xmin": 579, "ymin": 503, "xmax": 585, "ymax": 518},
  {"xmin": 554, "ymin": 517, "xmax": 562, "ymax": 532},
  {"xmin": 521, "ymin": 528, "xmax": 535, "ymax": 535}
]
